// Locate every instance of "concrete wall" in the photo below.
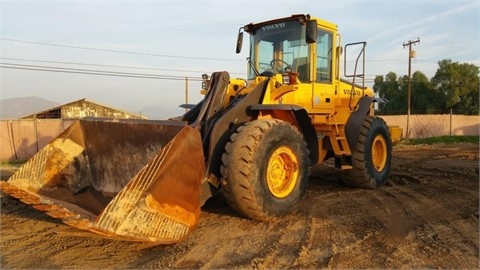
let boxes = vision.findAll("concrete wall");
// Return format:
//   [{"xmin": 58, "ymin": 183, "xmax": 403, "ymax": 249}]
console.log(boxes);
[
  {"xmin": 0, "ymin": 119, "xmax": 74, "ymax": 161},
  {"xmin": 381, "ymin": 114, "xmax": 479, "ymax": 139}
]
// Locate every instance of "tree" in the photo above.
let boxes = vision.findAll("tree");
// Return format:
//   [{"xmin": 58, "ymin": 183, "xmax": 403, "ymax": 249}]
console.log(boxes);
[
  {"xmin": 374, "ymin": 72, "xmax": 405, "ymax": 114},
  {"xmin": 374, "ymin": 60, "xmax": 479, "ymax": 115},
  {"xmin": 432, "ymin": 59, "xmax": 479, "ymax": 114},
  {"xmin": 410, "ymin": 71, "xmax": 443, "ymax": 113}
]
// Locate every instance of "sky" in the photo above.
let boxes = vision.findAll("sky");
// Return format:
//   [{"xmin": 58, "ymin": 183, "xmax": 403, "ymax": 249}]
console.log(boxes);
[{"xmin": 1, "ymin": 0, "xmax": 479, "ymax": 119}]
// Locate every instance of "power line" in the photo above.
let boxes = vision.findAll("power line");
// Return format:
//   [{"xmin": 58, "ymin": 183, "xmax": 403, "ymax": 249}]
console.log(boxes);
[
  {"xmin": 0, "ymin": 57, "xmax": 246, "ymax": 75},
  {"xmin": 1, "ymin": 57, "xmax": 392, "ymax": 78},
  {"xmin": 2, "ymin": 38, "xmax": 430, "ymax": 64},
  {"xmin": 1, "ymin": 61, "xmax": 379, "ymax": 83},
  {"xmin": 0, "ymin": 62, "xmax": 204, "ymax": 81},
  {"xmin": 0, "ymin": 60, "xmax": 386, "ymax": 84},
  {"xmin": 2, "ymin": 38, "xmax": 244, "ymax": 62}
]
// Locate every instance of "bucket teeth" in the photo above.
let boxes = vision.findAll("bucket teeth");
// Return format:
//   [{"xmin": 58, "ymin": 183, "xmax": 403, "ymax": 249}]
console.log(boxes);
[{"xmin": 0, "ymin": 181, "xmax": 90, "ymax": 229}]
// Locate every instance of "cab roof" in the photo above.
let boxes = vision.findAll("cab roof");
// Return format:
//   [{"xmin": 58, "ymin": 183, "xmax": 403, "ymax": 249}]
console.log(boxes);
[{"xmin": 243, "ymin": 14, "xmax": 338, "ymax": 33}]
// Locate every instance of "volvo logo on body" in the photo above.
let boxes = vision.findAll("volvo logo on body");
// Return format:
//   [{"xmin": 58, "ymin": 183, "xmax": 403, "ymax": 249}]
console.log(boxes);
[
  {"xmin": 261, "ymin": 23, "xmax": 286, "ymax": 31},
  {"xmin": 343, "ymin": 89, "xmax": 361, "ymax": 96}
]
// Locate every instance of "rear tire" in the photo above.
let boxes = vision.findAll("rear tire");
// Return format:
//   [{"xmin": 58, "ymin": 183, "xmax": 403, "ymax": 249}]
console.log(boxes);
[
  {"xmin": 341, "ymin": 116, "xmax": 392, "ymax": 188},
  {"xmin": 220, "ymin": 119, "xmax": 310, "ymax": 221}
]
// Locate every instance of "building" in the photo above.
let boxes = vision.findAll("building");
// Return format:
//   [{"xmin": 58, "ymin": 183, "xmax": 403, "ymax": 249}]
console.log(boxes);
[{"xmin": 21, "ymin": 98, "xmax": 147, "ymax": 120}]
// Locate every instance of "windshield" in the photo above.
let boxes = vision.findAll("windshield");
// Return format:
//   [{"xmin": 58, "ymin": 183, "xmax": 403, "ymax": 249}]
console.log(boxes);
[{"xmin": 248, "ymin": 20, "xmax": 309, "ymax": 80}]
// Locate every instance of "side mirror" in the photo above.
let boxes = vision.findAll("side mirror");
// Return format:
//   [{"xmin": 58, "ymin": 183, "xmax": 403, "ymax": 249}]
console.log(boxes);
[
  {"xmin": 236, "ymin": 28, "xmax": 244, "ymax": 54},
  {"xmin": 306, "ymin": 20, "xmax": 317, "ymax": 43}
]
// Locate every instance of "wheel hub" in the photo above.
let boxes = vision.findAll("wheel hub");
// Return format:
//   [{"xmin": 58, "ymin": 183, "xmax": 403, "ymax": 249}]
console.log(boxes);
[
  {"xmin": 266, "ymin": 146, "xmax": 298, "ymax": 198},
  {"xmin": 371, "ymin": 134, "xmax": 387, "ymax": 172}
]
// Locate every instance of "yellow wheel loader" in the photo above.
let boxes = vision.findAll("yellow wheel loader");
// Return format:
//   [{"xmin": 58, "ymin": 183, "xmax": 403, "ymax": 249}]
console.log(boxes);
[{"xmin": 0, "ymin": 14, "xmax": 400, "ymax": 244}]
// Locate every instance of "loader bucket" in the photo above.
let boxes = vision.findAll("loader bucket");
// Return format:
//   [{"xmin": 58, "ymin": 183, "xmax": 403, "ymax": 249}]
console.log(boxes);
[{"xmin": 0, "ymin": 119, "xmax": 205, "ymax": 244}]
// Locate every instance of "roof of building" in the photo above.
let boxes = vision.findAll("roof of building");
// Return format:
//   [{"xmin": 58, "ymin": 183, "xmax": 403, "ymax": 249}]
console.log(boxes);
[{"xmin": 21, "ymin": 98, "xmax": 147, "ymax": 120}]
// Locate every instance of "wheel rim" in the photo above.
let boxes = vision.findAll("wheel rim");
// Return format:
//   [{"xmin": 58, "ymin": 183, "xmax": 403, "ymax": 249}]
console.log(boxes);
[
  {"xmin": 371, "ymin": 134, "xmax": 387, "ymax": 172},
  {"xmin": 266, "ymin": 146, "xmax": 299, "ymax": 198}
]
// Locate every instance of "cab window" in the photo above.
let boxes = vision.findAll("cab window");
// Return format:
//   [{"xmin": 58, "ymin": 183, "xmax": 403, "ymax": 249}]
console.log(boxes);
[{"xmin": 316, "ymin": 30, "xmax": 333, "ymax": 83}]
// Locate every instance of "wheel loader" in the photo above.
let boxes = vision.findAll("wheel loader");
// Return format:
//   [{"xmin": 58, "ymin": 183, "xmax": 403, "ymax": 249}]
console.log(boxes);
[{"xmin": 0, "ymin": 14, "xmax": 401, "ymax": 244}]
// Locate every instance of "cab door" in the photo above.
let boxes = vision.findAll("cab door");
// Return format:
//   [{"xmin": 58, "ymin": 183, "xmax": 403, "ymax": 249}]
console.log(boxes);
[{"xmin": 312, "ymin": 28, "xmax": 336, "ymax": 114}]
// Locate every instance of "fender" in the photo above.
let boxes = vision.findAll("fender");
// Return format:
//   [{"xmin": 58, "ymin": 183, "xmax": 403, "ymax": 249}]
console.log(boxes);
[
  {"xmin": 345, "ymin": 96, "xmax": 385, "ymax": 151},
  {"xmin": 205, "ymin": 78, "xmax": 269, "ymax": 175},
  {"xmin": 196, "ymin": 74, "xmax": 270, "ymax": 204},
  {"xmin": 207, "ymin": 79, "xmax": 269, "ymax": 163},
  {"xmin": 249, "ymin": 104, "xmax": 319, "ymax": 165}
]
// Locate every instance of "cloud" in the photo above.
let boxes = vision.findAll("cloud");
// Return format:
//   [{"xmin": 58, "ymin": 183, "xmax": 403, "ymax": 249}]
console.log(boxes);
[{"xmin": 366, "ymin": 1, "xmax": 477, "ymax": 43}]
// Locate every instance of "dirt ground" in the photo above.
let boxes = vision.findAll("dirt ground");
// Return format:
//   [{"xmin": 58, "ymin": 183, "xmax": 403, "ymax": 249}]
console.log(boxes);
[{"xmin": 1, "ymin": 143, "xmax": 478, "ymax": 269}]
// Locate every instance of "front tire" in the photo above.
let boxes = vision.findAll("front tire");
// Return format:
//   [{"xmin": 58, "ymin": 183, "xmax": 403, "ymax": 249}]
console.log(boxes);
[
  {"xmin": 341, "ymin": 116, "xmax": 392, "ymax": 188},
  {"xmin": 220, "ymin": 119, "xmax": 310, "ymax": 220}
]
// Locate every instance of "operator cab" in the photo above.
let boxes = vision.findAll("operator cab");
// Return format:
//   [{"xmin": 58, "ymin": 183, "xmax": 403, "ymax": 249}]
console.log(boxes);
[{"xmin": 237, "ymin": 14, "xmax": 334, "ymax": 84}]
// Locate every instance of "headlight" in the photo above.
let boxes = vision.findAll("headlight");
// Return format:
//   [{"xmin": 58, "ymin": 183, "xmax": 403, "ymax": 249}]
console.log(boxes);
[
  {"xmin": 283, "ymin": 72, "xmax": 299, "ymax": 85},
  {"xmin": 282, "ymin": 73, "xmax": 290, "ymax": 85}
]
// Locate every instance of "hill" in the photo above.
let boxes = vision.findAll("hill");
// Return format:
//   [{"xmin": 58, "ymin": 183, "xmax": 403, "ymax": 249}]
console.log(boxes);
[{"xmin": 0, "ymin": 97, "xmax": 60, "ymax": 119}]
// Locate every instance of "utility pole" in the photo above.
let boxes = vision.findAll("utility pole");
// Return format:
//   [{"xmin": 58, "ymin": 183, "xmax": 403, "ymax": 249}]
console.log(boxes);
[
  {"xmin": 403, "ymin": 38, "xmax": 420, "ymax": 139},
  {"xmin": 185, "ymin": 77, "xmax": 189, "ymax": 113}
]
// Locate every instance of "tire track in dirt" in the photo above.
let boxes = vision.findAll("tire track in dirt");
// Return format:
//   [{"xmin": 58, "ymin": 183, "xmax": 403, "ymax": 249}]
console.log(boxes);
[
  {"xmin": 383, "ymin": 184, "xmax": 479, "ymax": 269},
  {"xmin": 289, "ymin": 172, "xmax": 478, "ymax": 270},
  {"xmin": 391, "ymin": 183, "xmax": 478, "ymax": 245},
  {"xmin": 291, "ymin": 192, "xmax": 341, "ymax": 268},
  {"xmin": 294, "ymin": 216, "xmax": 334, "ymax": 267},
  {"xmin": 250, "ymin": 214, "xmax": 312, "ymax": 268},
  {"xmin": 290, "ymin": 187, "xmax": 395, "ymax": 268},
  {"xmin": 172, "ymin": 214, "xmax": 276, "ymax": 269},
  {"xmin": 177, "ymin": 210, "xmax": 314, "ymax": 269},
  {"xmin": 320, "ymin": 190, "xmax": 401, "ymax": 269}
]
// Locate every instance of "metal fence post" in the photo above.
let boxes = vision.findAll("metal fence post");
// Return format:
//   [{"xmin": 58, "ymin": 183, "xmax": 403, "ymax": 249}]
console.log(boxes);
[{"xmin": 449, "ymin": 109, "xmax": 452, "ymax": 136}]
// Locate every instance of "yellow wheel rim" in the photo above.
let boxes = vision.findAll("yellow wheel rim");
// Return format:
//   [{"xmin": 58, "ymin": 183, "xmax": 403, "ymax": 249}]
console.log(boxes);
[
  {"xmin": 266, "ymin": 146, "xmax": 299, "ymax": 198},
  {"xmin": 371, "ymin": 134, "xmax": 387, "ymax": 172}
]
